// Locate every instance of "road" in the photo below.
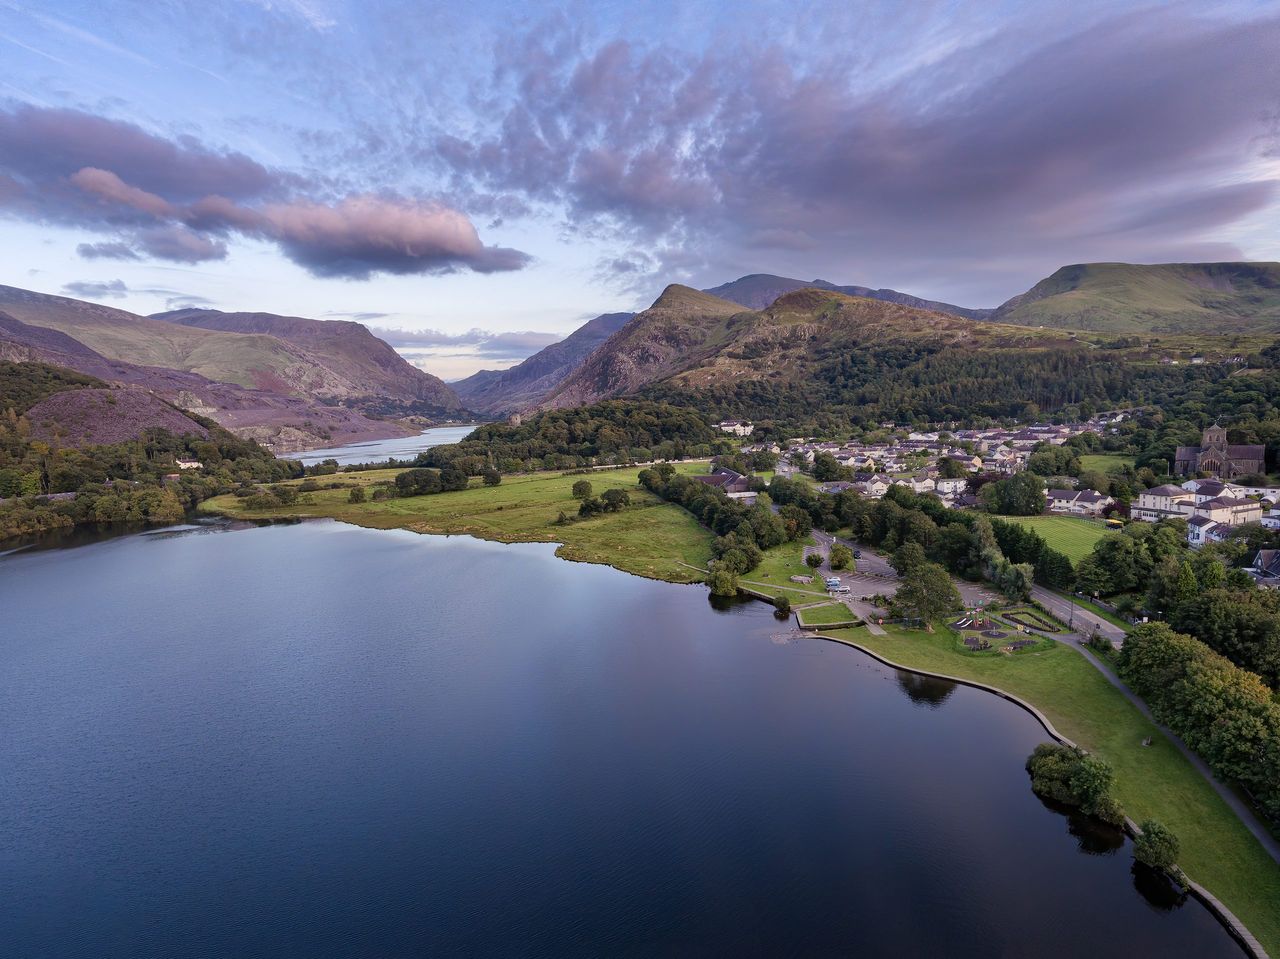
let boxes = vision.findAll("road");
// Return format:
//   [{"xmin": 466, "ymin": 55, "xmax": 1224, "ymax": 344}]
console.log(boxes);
[{"xmin": 1030, "ymin": 586, "xmax": 1126, "ymax": 646}]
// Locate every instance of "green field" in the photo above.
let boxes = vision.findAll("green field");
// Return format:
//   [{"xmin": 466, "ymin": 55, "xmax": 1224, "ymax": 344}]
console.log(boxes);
[
  {"xmin": 1004, "ymin": 514, "xmax": 1109, "ymax": 563},
  {"xmin": 797, "ymin": 603, "xmax": 860, "ymax": 626},
  {"xmin": 819, "ymin": 623, "xmax": 1280, "ymax": 955},
  {"xmin": 202, "ymin": 465, "xmax": 714, "ymax": 583},
  {"xmin": 1079, "ymin": 453, "xmax": 1135, "ymax": 473},
  {"xmin": 739, "ymin": 537, "xmax": 828, "ymax": 600}
]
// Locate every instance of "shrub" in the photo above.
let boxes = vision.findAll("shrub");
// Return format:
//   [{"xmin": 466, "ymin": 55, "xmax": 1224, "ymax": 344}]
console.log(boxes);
[
  {"xmin": 707, "ymin": 568, "xmax": 739, "ymax": 597},
  {"xmin": 571, "ymin": 479, "xmax": 593, "ymax": 500},
  {"xmin": 773, "ymin": 595, "xmax": 792, "ymax": 616},
  {"xmin": 1133, "ymin": 819, "xmax": 1180, "ymax": 872},
  {"xmin": 482, "ymin": 469, "xmax": 502, "ymax": 486},
  {"xmin": 348, "ymin": 486, "xmax": 366, "ymax": 504},
  {"xmin": 805, "ymin": 552, "xmax": 825, "ymax": 569},
  {"xmin": 1025, "ymin": 743, "xmax": 1125, "ymax": 825}
]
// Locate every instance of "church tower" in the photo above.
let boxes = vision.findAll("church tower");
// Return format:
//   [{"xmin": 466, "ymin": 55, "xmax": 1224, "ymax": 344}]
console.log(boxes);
[{"xmin": 1202, "ymin": 423, "xmax": 1227, "ymax": 451}]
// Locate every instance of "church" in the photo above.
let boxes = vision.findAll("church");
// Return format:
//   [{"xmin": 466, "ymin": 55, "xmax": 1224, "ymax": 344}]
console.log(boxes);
[{"xmin": 1174, "ymin": 424, "xmax": 1266, "ymax": 479}]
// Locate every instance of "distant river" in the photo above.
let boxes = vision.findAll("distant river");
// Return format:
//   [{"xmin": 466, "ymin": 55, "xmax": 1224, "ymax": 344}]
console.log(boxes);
[
  {"xmin": 0, "ymin": 522, "xmax": 1244, "ymax": 957},
  {"xmin": 291, "ymin": 424, "xmax": 481, "ymax": 466}
]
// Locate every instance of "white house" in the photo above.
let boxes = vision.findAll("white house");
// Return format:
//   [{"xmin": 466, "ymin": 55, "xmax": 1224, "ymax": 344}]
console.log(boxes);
[
  {"xmin": 716, "ymin": 420, "xmax": 754, "ymax": 437},
  {"xmin": 1132, "ymin": 484, "xmax": 1196, "ymax": 523},
  {"xmin": 1047, "ymin": 489, "xmax": 1115, "ymax": 516},
  {"xmin": 175, "ymin": 458, "xmax": 202, "ymax": 470}
]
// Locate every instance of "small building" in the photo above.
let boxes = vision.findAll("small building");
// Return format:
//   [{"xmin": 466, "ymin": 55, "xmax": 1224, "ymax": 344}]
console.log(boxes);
[
  {"xmin": 716, "ymin": 420, "xmax": 754, "ymax": 437},
  {"xmin": 1252, "ymin": 550, "xmax": 1280, "ymax": 582},
  {"xmin": 1047, "ymin": 489, "xmax": 1114, "ymax": 516},
  {"xmin": 1132, "ymin": 484, "xmax": 1196, "ymax": 523},
  {"xmin": 175, "ymin": 458, "xmax": 203, "ymax": 470}
]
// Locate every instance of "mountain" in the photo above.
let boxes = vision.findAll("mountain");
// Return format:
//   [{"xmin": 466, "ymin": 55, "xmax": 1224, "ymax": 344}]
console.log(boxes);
[
  {"xmin": 152, "ymin": 308, "xmax": 460, "ymax": 414},
  {"xmin": 452, "ymin": 312, "xmax": 633, "ymax": 413},
  {"xmin": 540, "ymin": 284, "xmax": 1241, "ymax": 423},
  {"xmin": 704, "ymin": 273, "xmax": 991, "ymax": 320},
  {"xmin": 23, "ymin": 386, "xmax": 210, "ymax": 448},
  {"xmin": 0, "ymin": 308, "xmax": 414, "ymax": 454},
  {"xmin": 541, "ymin": 286, "xmax": 748, "ymax": 409},
  {"xmin": 990, "ymin": 262, "xmax": 1280, "ymax": 333}
]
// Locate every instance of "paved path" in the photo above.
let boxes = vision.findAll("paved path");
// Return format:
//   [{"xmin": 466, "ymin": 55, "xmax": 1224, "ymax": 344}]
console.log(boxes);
[{"xmin": 1052, "ymin": 632, "xmax": 1280, "ymax": 865}]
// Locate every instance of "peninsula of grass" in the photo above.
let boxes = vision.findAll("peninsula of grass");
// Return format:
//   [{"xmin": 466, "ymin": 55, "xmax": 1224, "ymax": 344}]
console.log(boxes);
[
  {"xmin": 738, "ymin": 536, "xmax": 830, "ymax": 600},
  {"xmin": 818, "ymin": 623, "xmax": 1280, "ymax": 955},
  {"xmin": 797, "ymin": 603, "xmax": 860, "ymax": 627},
  {"xmin": 202, "ymin": 464, "xmax": 714, "ymax": 583},
  {"xmin": 1002, "ymin": 514, "xmax": 1109, "ymax": 563}
]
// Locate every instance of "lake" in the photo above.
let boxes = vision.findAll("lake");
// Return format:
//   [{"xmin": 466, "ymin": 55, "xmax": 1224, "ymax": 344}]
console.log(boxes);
[
  {"xmin": 292, "ymin": 424, "xmax": 481, "ymax": 466},
  {"xmin": 0, "ymin": 521, "xmax": 1244, "ymax": 957}
]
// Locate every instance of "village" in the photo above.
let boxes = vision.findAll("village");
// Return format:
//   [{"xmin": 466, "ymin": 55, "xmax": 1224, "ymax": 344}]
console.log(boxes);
[{"xmin": 716, "ymin": 417, "xmax": 1280, "ymax": 568}]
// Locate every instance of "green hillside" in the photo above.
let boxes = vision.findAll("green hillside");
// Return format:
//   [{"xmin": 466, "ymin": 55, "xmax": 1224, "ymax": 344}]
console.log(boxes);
[{"xmin": 991, "ymin": 262, "xmax": 1280, "ymax": 333}]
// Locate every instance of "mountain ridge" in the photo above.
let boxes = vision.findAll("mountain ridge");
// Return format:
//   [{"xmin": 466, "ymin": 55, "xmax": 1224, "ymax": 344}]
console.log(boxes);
[{"xmin": 703, "ymin": 273, "xmax": 991, "ymax": 319}]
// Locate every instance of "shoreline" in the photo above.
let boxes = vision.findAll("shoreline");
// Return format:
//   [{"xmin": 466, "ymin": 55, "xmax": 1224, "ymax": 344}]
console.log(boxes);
[
  {"xmin": 811, "ymin": 628, "xmax": 1268, "ymax": 959},
  {"xmin": 197, "ymin": 488, "xmax": 1280, "ymax": 954}
]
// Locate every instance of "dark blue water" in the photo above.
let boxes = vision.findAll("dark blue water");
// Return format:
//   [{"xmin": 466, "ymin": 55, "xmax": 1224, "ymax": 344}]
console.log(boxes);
[
  {"xmin": 291, "ymin": 424, "xmax": 479, "ymax": 466},
  {"xmin": 0, "ymin": 522, "xmax": 1243, "ymax": 957}
]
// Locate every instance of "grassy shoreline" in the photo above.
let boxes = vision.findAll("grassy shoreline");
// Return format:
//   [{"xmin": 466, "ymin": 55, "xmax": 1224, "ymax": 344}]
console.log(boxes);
[
  {"xmin": 818, "ymin": 623, "xmax": 1280, "ymax": 955},
  {"xmin": 206, "ymin": 465, "xmax": 1279, "ymax": 952}
]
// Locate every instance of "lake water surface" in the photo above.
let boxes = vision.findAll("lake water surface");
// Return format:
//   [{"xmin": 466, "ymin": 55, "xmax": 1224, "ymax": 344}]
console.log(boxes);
[
  {"xmin": 291, "ymin": 424, "xmax": 480, "ymax": 466},
  {"xmin": 0, "ymin": 521, "xmax": 1245, "ymax": 957}
]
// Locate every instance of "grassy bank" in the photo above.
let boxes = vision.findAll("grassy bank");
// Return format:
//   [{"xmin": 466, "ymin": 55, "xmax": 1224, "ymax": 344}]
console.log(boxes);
[
  {"xmin": 797, "ymin": 603, "xmax": 860, "ymax": 627},
  {"xmin": 819, "ymin": 623, "xmax": 1280, "ymax": 954},
  {"xmin": 202, "ymin": 465, "xmax": 714, "ymax": 583},
  {"xmin": 1002, "ymin": 514, "xmax": 1109, "ymax": 563}
]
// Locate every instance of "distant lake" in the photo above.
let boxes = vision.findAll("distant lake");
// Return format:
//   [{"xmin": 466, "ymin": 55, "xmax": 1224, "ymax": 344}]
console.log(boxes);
[
  {"xmin": 291, "ymin": 424, "xmax": 481, "ymax": 465},
  {"xmin": 0, "ymin": 522, "xmax": 1244, "ymax": 958}
]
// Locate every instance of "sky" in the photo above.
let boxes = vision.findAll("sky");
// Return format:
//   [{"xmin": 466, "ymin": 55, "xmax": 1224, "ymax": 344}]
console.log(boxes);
[{"xmin": 1, "ymin": 0, "xmax": 1278, "ymax": 380}]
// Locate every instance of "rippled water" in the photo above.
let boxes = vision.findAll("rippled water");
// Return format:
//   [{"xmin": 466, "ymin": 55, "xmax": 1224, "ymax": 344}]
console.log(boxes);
[{"xmin": 0, "ymin": 521, "xmax": 1244, "ymax": 957}]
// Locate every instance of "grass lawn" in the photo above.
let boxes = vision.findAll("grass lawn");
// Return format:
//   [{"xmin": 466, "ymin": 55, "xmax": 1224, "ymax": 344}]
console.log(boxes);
[
  {"xmin": 202, "ymin": 464, "xmax": 714, "ymax": 583},
  {"xmin": 819, "ymin": 623, "xmax": 1280, "ymax": 955},
  {"xmin": 1003, "ymin": 514, "xmax": 1109, "ymax": 563},
  {"xmin": 1079, "ymin": 453, "xmax": 1136, "ymax": 473},
  {"xmin": 739, "ymin": 537, "xmax": 829, "ymax": 600},
  {"xmin": 797, "ymin": 602, "xmax": 860, "ymax": 627}
]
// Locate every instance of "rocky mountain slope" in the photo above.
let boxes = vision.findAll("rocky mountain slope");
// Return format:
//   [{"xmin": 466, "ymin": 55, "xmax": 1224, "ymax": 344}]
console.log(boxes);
[
  {"xmin": 990, "ymin": 262, "xmax": 1280, "ymax": 333},
  {"xmin": 704, "ymin": 273, "xmax": 991, "ymax": 320},
  {"xmin": 153, "ymin": 308, "xmax": 460, "ymax": 414},
  {"xmin": 0, "ymin": 308, "xmax": 412, "ymax": 453},
  {"xmin": 452, "ymin": 311, "xmax": 633, "ymax": 413},
  {"xmin": 540, "ymin": 287, "xmax": 746, "ymax": 409}
]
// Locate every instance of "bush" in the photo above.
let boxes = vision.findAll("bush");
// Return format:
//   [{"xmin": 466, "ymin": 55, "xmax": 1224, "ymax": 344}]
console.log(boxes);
[
  {"xmin": 482, "ymin": 469, "xmax": 502, "ymax": 486},
  {"xmin": 706, "ymin": 568, "xmax": 739, "ymax": 597},
  {"xmin": 348, "ymin": 486, "xmax": 366, "ymax": 504},
  {"xmin": 805, "ymin": 552, "xmax": 825, "ymax": 569},
  {"xmin": 572, "ymin": 479, "xmax": 593, "ymax": 500},
  {"xmin": 773, "ymin": 595, "xmax": 791, "ymax": 616},
  {"xmin": 829, "ymin": 543, "xmax": 854, "ymax": 570},
  {"xmin": 1026, "ymin": 743, "xmax": 1125, "ymax": 825},
  {"xmin": 1133, "ymin": 819, "xmax": 1180, "ymax": 872}
]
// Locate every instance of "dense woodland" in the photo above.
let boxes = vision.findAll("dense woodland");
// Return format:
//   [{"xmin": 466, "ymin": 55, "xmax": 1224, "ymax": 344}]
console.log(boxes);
[
  {"xmin": 415, "ymin": 401, "xmax": 733, "ymax": 473},
  {"xmin": 0, "ymin": 362, "xmax": 299, "ymax": 540}
]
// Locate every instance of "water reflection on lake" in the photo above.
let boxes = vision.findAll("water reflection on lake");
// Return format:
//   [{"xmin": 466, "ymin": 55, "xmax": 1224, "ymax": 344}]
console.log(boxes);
[{"xmin": 0, "ymin": 521, "xmax": 1245, "ymax": 958}]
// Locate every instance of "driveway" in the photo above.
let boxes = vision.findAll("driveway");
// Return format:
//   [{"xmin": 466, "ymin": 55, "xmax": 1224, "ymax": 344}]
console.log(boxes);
[{"xmin": 1030, "ymin": 586, "xmax": 1126, "ymax": 646}]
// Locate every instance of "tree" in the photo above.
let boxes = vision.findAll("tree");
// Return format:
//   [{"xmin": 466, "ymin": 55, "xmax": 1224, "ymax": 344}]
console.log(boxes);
[
  {"xmin": 1025, "ymin": 743, "xmax": 1124, "ymax": 824},
  {"xmin": 805, "ymin": 552, "xmax": 825, "ymax": 569},
  {"xmin": 980, "ymin": 472, "xmax": 1047, "ymax": 515},
  {"xmin": 571, "ymin": 479, "xmax": 594, "ymax": 500},
  {"xmin": 773, "ymin": 595, "xmax": 791, "ymax": 617},
  {"xmin": 707, "ymin": 568, "xmax": 739, "ymax": 597},
  {"xmin": 829, "ymin": 543, "xmax": 854, "ymax": 570},
  {"xmin": 894, "ymin": 561, "xmax": 962, "ymax": 628},
  {"xmin": 601, "ymin": 488, "xmax": 631, "ymax": 512},
  {"xmin": 347, "ymin": 486, "xmax": 366, "ymax": 504},
  {"xmin": 1134, "ymin": 820, "xmax": 1180, "ymax": 872},
  {"xmin": 482, "ymin": 469, "xmax": 502, "ymax": 486},
  {"xmin": 890, "ymin": 540, "xmax": 927, "ymax": 576},
  {"xmin": 578, "ymin": 496, "xmax": 605, "ymax": 517}
]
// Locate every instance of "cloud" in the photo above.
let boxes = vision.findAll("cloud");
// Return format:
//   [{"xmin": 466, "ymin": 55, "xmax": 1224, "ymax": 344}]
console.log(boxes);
[
  {"xmin": 370, "ymin": 325, "xmax": 561, "ymax": 358},
  {"xmin": 434, "ymin": 8, "xmax": 1280, "ymax": 303},
  {"xmin": 0, "ymin": 103, "xmax": 530, "ymax": 279},
  {"xmin": 62, "ymin": 279, "xmax": 128, "ymax": 299},
  {"xmin": 77, "ymin": 240, "xmax": 140, "ymax": 260}
]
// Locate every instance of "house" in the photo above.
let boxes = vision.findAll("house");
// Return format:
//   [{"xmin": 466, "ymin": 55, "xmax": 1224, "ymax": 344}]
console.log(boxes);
[
  {"xmin": 1251, "ymin": 550, "xmax": 1280, "ymax": 582},
  {"xmin": 934, "ymin": 477, "xmax": 968, "ymax": 496},
  {"xmin": 175, "ymin": 458, "xmax": 202, "ymax": 470},
  {"xmin": 1192, "ymin": 495, "xmax": 1263, "ymax": 528},
  {"xmin": 1174, "ymin": 424, "xmax": 1265, "ymax": 479},
  {"xmin": 1047, "ymin": 489, "xmax": 1115, "ymax": 516},
  {"xmin": 716, "ymin": 420, "xmax": 754, "ymax": 437},
  {"xmin": 1187, "ymin": 516, "xmax": 1228, "ymax": 547},
  {"xmin": 857, "ymin": 476, "xmax": 892, "ymax": 498},
  {"xmin": 1132, "ymin": 484, "xmax": 1196, "ymax": 522}
]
